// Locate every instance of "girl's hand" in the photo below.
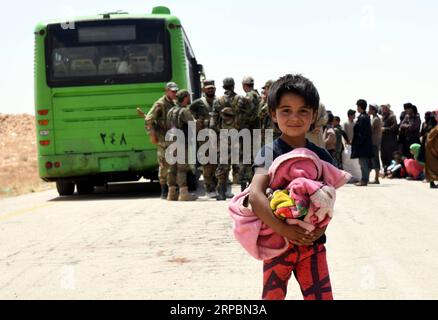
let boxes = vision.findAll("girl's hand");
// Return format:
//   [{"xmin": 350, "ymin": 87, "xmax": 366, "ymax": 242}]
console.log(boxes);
[
  {"xmin": 308, "ymin": 225, "xmax": 328, "ymax": 242},
  {"xmin": 281, "ymin": 224, "xmax": 315, "ymax": 246}
]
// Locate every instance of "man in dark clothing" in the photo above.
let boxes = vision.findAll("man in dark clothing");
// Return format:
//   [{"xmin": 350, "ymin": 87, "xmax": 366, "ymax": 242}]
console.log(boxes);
[
  {"xmin": 399, "ymin": 104, "xmax": 421, "ymax": 158},
  {"xmin": 351, "ymin": 99, "xmax": 373, "ymax": 186},
  {"xmin": 380, "ymin": 104, "xmax": 399, "ymax": 169}
]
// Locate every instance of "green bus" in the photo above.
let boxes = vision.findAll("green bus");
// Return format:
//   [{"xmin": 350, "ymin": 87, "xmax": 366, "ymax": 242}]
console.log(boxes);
[{"xmin": 34, "ymin": 6, "xmax": 204, "ymax": 196}]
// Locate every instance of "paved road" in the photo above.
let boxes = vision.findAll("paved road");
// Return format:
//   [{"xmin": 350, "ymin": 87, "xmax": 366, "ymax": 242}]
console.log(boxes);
[{"xmin": 0, "ymin": 179, "xmax": 437, "ymax": 299}]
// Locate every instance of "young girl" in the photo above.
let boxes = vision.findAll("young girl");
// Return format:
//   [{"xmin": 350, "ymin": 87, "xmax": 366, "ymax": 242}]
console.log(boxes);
[{"xmin": 247, "ymin": 74, "xmax": 340, "ymax": 300}]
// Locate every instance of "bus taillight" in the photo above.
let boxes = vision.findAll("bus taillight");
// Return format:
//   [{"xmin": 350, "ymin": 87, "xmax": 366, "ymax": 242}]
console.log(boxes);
[
  {"xmin": 40, "ymin": 140, "xmax": 51, "ymax": 146},
  {"xmin": 38, "ymin": 110, "xmax": 49, "ymax": 116},
  {"xmin": 45, "ymin": 162, "xmax": 53, "ymax": 169},
  {"xmin": 38, "ymin": 120, "xmax": 49, "ymax": 126},
  {"xmin": 54, "ymin": 162, "xmax": 61, "ymax": 168}
]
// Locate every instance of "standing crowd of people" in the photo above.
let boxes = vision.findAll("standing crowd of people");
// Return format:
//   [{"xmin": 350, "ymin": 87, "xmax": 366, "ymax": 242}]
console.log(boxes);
[{"xmin": 308, "ymin": 100, "xmax": 438, "ymax": 188}]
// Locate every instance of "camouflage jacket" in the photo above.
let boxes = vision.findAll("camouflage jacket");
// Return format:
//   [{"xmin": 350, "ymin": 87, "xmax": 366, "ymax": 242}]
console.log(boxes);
[
  {"xmin": 189, "ymin": 96, "xmax": 216, "ymax": 129},
  {"xmin": 145, "ymin": 95, "xmax": 175, "ymax": 144},
  {"xmin": 212, "ymin": 90, "xmax": 262, "ymax": 131},
  {"xmin": 246, "ymin": 89, "xmax": 261, "ymax": 110},
  {"xmin": 247, "ymin": 90, "xmax": 262, "ymax": 128},
  {"xmin": 259, "ymin": 102, "xmax": 272, "ymax": 130},
  {"xmin": 167, "ymin": 103, "xmax": 195, "ymax": 133},
  {"xmin": 211, "ymin": 91, "xmax": 244, "ymax": 131}
]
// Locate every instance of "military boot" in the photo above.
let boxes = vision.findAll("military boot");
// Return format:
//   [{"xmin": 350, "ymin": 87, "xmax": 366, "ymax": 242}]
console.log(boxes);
[
  {"xmin": 167, "ymin": 186, "xmax": 178, "ymax": 201},
  {"xmin": 240, "ymin": 182, "xmax": 248, "ymax": 192},
  {"xmin": 217, "ymin": 184, "xmax": 227, "ymax": 201},
  {"xmin": 160, "ymin": 185, "xmax": 169, "ymax": 199},
  {"xmin": 178, "ymin": 187, "xmax": 198, "ymax": 201}
]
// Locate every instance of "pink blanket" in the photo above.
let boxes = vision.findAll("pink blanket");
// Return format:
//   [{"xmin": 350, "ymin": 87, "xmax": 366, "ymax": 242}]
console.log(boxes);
[{"xmin": 228, "ymin": 148, "xmax": 351, "ymax": 260}]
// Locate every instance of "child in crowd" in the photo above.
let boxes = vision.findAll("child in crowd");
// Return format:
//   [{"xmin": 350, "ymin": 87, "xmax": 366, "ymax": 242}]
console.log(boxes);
[
  {"xmin": 383, "ymin": 151, "xmax": 406, "ymax": 179},
  {"xmin": 228, "ymin": 74, "xmax": 350, "ymax": 300},
  {"xmin": 404, "ymin": 143, "xmax": 425, "ymax": 180}
]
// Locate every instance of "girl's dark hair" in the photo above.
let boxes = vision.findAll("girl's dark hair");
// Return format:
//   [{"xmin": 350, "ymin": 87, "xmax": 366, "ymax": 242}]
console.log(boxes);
[{"xmin": 268, "ymin": 74, "xmax": 320, "ymax": 113}]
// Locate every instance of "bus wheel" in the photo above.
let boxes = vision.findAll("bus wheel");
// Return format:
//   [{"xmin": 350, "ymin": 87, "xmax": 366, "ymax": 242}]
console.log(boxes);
[
  {"xmin": 56, "ymin": 181, "xmax": 75, "ymax": 196},
  {"xmin": 76, "ymin": 182, "xmax": 94, "ymax": 195}
]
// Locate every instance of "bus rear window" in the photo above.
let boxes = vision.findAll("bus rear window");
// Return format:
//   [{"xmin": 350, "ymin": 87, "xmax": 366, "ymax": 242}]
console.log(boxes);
[{"xmin": 46, "ymin": 19, "xmax": 172, "ymax": 87}]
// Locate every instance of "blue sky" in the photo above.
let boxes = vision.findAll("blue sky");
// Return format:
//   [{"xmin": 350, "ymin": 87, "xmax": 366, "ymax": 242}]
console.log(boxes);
[{"xmin": 1, "ymin": 0, "xmax": 437, "ymax": 121}]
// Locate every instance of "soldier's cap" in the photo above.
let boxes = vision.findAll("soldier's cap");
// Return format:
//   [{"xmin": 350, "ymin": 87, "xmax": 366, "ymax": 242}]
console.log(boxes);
[
  {"xmin": 223, "ymin": 77, "xmax": 235, "ymax": 87},
  {"xmin": 242, "ymin": 76, "xmax": 254, "ymax": 85},
  {"xmin": 203, "ymin": 79, "xmax": 216, "ymax": 89},
  {"xmin": 262, "ymin": 80, "xmax": 274, "ymax": 90},
  {"xmin": 176, "ymin": 89, "xmax": 191, "ymax": 100},
  {"xmin": 166, "ymin": 82, "xmax": 179, "ymax": 91}
]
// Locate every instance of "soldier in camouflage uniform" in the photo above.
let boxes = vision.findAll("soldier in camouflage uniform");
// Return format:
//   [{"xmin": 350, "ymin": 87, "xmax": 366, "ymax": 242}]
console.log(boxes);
[
  {"xmin": 166, "ymin": 90, "xmax": 198, "ymax": 202},
  {"xmin": 239, "ymin": 76, "xmax": 262, "ymax": 191},
  {"xmin": 190, "ymin": 79, "xmax": 218, "ymax": 198},
  {"xmin": 259, "ymin": 80, "xmax": 281, "ymax": 145},
  {"xmin": 242, "ymin": 76, "xmax": 262, "ymax": 117},
  {"xmin": 145, "ymin": 82, "xmax": 178, "ymax": 199},
  {"xmin": 211, "ymin": 77, "xmax": 250, "ymax": 200}
]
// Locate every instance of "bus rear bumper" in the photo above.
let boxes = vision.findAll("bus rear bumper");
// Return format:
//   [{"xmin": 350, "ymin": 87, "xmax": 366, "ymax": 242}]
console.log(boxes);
[{"xmin": 38, "ymin": 150, "xmax": 158, "ymax": 183}]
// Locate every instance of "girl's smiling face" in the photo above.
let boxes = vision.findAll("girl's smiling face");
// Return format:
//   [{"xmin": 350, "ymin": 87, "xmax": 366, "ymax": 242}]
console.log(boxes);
[{"xmin": 271, "ymin": 93, "xmax": 316, "ymax": 140}]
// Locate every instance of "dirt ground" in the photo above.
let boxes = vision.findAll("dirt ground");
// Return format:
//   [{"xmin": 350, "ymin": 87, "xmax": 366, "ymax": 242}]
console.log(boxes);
[{"xmin": 0, "ymin": 114, "xmax": 54, "ymax": 198}]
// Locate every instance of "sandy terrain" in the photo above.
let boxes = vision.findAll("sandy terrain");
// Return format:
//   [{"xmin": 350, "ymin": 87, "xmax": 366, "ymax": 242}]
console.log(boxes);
[{"xmin": 0, "ymin": 114, "xmax": 54, "ymax": 198}]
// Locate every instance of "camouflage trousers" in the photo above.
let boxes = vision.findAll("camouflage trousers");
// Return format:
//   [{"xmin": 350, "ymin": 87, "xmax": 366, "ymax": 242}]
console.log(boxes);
[
  {"xmin": 238, "ymin": 143, "xmax": 254, "ymax": 185},
  {"xmin": 215, "ymin": 143, "xmax": 233, "ymax": 187},
  {"xmin": 157, "ymin": 144, "xmax": 169, "ymax": 186},
  {"xmin": 167, "ymin": 163, "xmax": 190, "ymax": 188},
  {"xmin": 238, "ymin": 164, "xmax": 253, "ymax": 185},
  {"xmin": 167, "ymin": 147, "xmax": 190, "ymax": 188},
  {"xmin": 215, "ymin": 146, "xmax": 252, "ymax": 186},
  {"xmin": 216, "ymin": 164, "xmax": 231, "ymax": 186},
  {"xmin": 202, "ymin": 164, "xmax": 217, "ymax": 193}
]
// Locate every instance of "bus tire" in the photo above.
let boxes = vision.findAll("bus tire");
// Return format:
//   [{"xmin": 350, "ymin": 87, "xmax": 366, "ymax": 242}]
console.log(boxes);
[
  {"xmin": 56, "ymin": 181, "xmax": 75, "ymax": 196},
  {"xmin": 76, "ymin": 182, "xmax": 94, "ymax": 195}
]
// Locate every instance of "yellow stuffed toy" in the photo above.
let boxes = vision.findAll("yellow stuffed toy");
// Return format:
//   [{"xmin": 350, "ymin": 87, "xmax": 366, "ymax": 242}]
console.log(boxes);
[{"xmin": 270, "ymin": 190, "xmax": 308, "ymax": 221}]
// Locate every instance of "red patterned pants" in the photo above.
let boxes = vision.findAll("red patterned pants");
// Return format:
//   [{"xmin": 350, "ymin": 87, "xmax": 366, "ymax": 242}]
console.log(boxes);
[{"xmin": 262, "ymin": 243, "xmax": 333, "ymax": 300}]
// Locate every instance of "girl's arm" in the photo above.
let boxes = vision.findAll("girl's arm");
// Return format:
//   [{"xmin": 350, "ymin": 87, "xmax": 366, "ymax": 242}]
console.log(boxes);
[{"xmin": 249, "ymin": 170, "xmax": 315, "ymax": 246}]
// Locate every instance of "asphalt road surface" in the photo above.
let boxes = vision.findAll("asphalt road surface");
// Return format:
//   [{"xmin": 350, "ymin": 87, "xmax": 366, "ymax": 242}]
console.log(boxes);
[{"xmin": 1, "ymin": 178, "xmax": 437, "ymax": 299}]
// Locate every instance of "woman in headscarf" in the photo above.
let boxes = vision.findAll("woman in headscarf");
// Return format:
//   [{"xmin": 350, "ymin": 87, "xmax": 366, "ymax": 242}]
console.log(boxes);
[
  {"xmin": 399, "ymin": 104, "xmax": 421, "ymax": 158},
  {"xmin": 425, "ymin": 110, "xmax": 438, "ymax": 188},
  {"xmin": 404, "ymin": 143, "xmax": 425, "ymax": 180}
]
